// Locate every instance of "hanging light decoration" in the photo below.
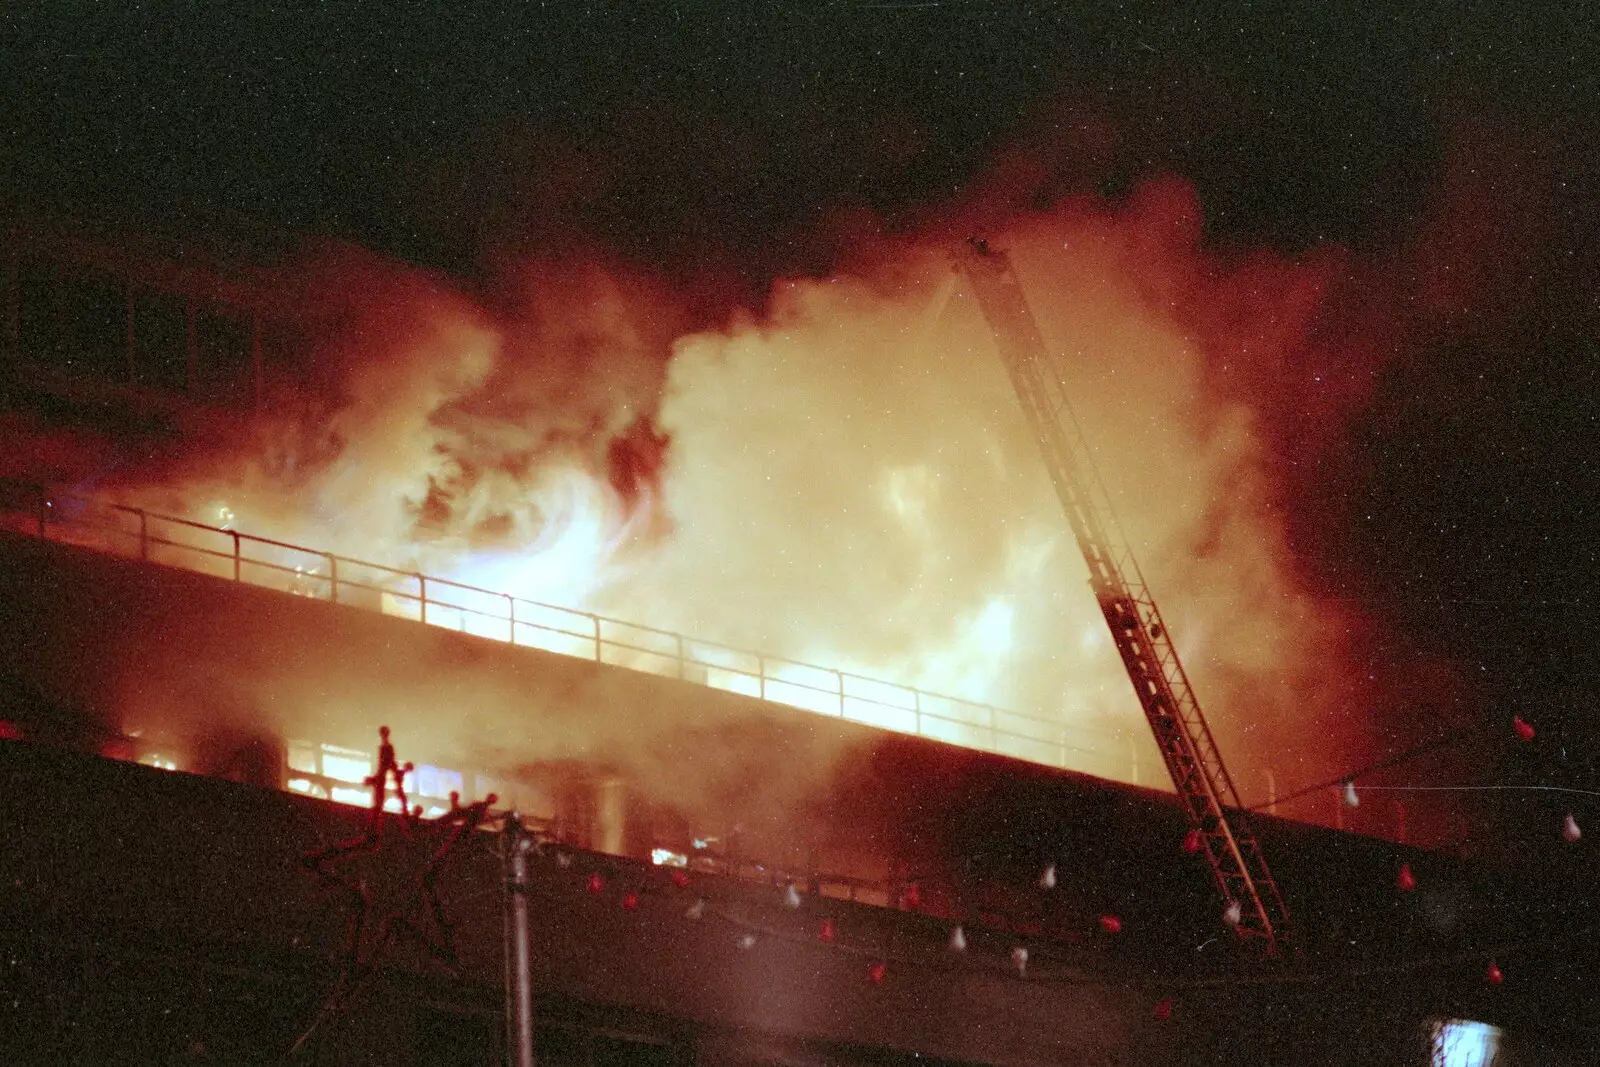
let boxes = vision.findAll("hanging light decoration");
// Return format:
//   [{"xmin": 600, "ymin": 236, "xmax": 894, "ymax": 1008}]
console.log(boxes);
[{"xmin": 1396, "ymin": 863, "xmax": 1417, "ymax": 894}]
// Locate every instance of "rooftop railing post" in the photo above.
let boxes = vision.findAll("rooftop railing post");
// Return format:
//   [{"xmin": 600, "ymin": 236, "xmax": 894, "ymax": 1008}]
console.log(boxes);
[
  {"xmin": 328, "ymin": 554, "xmax": 339, "ymax": 603},
  {"xmin": 418, "ymin": 575, "xmax": 427, "ymax": 625},
  {"xmin": 675, "ymin": 633, "xmax": 685, "ymax": 680},
  {"xmin": 757, "ymin": 654, "xmax": 767, "ymax": 700},
  {"xmin": 231, "ymin": 531, "xmax": 241, "ymax": 581},
  {"xmin": 138, "ymin": 510, "xmax": 148, "ymax": 561},
  {"xmin": 592, "ymin": 616, "xmax": 601, "ymax": 662},
  {"xmin": 506, "ymin": 594, "xmax": 515, "ymax": 644},
  {"xmin": 913, "ymin": 689, "xmax": 922, "ymax": 737}
]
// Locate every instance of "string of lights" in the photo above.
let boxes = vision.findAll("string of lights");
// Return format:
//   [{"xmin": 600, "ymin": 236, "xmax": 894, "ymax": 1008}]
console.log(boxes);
[
  {"xmin": 1250, "ymin": 722, "xmax": 1498, "ymax": 811},
  {"xmin": 294, "ymin": 713, "xmax": 1580, "ymax": 1052}
]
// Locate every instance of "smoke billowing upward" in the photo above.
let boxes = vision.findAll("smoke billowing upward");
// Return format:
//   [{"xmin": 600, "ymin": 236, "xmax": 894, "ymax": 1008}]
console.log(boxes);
[{"xmin": 12, "ymin": 77, "xmax": 1587, "ymax": 835}]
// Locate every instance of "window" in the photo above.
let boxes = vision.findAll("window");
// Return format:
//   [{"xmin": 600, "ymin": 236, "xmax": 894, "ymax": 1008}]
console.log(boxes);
[{"xmin": 284, "ymin": 740, "xmax": 471, "ymax": 817}]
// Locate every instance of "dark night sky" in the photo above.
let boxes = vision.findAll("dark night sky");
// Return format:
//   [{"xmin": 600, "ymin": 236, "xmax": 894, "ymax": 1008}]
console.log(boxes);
[{"xmin": 4, "ymin": 2, "xmax": 1599, "ymax": 813}]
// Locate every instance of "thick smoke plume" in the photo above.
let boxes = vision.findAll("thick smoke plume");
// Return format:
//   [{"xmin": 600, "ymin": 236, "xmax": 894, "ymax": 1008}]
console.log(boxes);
[
  {"xmin": 25, "ymin": 121, "xmax": 1555, "ymax": 832},
  {"xmin": 37, "ymin": 173, "xmax": 1438, "ymax": 813}
]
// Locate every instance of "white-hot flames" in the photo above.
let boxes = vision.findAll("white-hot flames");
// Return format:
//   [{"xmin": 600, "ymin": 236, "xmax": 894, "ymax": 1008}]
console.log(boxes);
[{"xmin": 104, "ymin": 181, "xmax": 1376, "ymax": 798}]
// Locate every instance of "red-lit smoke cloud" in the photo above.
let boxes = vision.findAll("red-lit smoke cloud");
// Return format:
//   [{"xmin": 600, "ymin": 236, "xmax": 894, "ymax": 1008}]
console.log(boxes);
[{"xmin": 14, "ymin": 117, "xmax": 1568, "ymax": 827}]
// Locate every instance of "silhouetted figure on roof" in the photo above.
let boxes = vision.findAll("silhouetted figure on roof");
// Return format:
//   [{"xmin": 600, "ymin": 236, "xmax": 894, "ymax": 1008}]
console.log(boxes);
[{"xmin": 365, "ymin": 725, "xmax": 413, "ymax": 829}]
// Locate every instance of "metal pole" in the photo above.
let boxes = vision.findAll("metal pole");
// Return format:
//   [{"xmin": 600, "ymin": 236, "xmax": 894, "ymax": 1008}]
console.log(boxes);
[
  {"xmin": 507, "ymin": 595, "xmax": 516, "ymax": 644},
  {"xmin": 504, "ymin": 815, "xmax": 535, "ymax": 1067},
  {"xmin": 139, "ymin": 510, "xmax": 148, "ymax": 561},
  {"xmin": 418, "ymin": 575, "xmax": 428, "ymax": 625},
  {"xmin": 231, "ymin": 531, "xmax": 241, "ymax": 581},
  {"xmin": 328, "ymin": 554, "xmax": 339, "ymax": 603}
]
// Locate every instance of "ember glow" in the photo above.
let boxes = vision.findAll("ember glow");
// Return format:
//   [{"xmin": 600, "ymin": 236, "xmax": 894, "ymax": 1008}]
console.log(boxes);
[{"xmin": 84, "ymin": 177, "xmax": 1397, "ymax": 799}]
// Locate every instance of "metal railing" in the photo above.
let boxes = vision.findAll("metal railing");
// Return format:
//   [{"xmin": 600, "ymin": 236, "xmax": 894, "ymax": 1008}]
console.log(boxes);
[{"xmin": 0, "ymin": 480, "xmax": 1147, "ymax": 780}]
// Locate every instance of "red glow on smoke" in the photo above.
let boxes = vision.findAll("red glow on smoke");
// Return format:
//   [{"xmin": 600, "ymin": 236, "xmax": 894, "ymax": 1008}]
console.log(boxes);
[{"xmin": 607, "ymin": 416, "xmax": 671, "ymax": 513}]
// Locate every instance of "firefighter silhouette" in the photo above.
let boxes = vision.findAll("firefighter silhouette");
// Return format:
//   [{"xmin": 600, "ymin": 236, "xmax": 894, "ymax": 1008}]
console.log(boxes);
[{"xmin": 365, "ymin": 725, "xmax": 413, "ymax": 827}]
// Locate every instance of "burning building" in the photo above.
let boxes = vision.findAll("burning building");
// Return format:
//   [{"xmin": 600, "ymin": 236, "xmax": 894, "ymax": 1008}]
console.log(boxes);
[{"xmin": 2, "ymin": 213, "xmax": 1596, "ymax": 1065}]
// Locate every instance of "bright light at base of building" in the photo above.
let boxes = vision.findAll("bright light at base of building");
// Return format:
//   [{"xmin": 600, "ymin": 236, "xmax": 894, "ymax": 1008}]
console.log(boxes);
[{"xmin": 1429, "ymin": 1019, "xmax": 1501, "ymax": 1067}]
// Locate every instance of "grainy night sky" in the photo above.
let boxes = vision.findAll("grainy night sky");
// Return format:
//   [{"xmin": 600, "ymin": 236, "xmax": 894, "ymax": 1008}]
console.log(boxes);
[{"xmin": 4, "ymin": 2, "xmax": 1598, "ymax": 836}]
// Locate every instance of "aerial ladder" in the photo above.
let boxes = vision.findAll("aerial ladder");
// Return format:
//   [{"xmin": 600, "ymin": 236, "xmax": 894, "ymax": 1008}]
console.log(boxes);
[{"xmin": 956, "ymin": 240, "xmax": 1293, "ymax": 958}]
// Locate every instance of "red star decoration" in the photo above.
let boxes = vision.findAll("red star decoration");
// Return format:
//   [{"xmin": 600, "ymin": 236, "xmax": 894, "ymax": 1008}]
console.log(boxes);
[{"xmin": 293, "ymin": 728, "xmax": 495, "ymax": 1051}]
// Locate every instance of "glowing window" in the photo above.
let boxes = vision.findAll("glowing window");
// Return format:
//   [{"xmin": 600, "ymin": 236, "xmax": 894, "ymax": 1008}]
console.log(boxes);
[
  {"xmin": 284, "ymin": 739, "xmax": 480, "ymax": 812},
  {"xmin": 1428, "ymin": 1019, "xmax": 1501, "ymax": 1067},
  {"xmin": 320, "ymin": 748, "xmax": 374, "ymax": 785},
  {"xmin": 287, "ymin": 743, "xmax": 319, "ymax": 775},
  {"xmin": 330, "ymin": 785, "xmax": 374, "ymax": 808},
  {"xmin": 413, "ymin": 764, "xmax": 463, "ymax": 799}
]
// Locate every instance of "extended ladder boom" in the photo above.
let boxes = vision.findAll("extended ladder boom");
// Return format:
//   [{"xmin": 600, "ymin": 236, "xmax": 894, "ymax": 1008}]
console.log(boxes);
[{"xmin": 958, "ymin": 243, "xmax": 1292, "ymax": 958}]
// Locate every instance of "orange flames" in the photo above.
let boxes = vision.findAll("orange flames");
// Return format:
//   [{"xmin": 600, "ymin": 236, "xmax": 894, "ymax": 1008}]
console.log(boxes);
[{"xmin": 90, "ymin": 176, "xmax": 1410, "ymax": 805}]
